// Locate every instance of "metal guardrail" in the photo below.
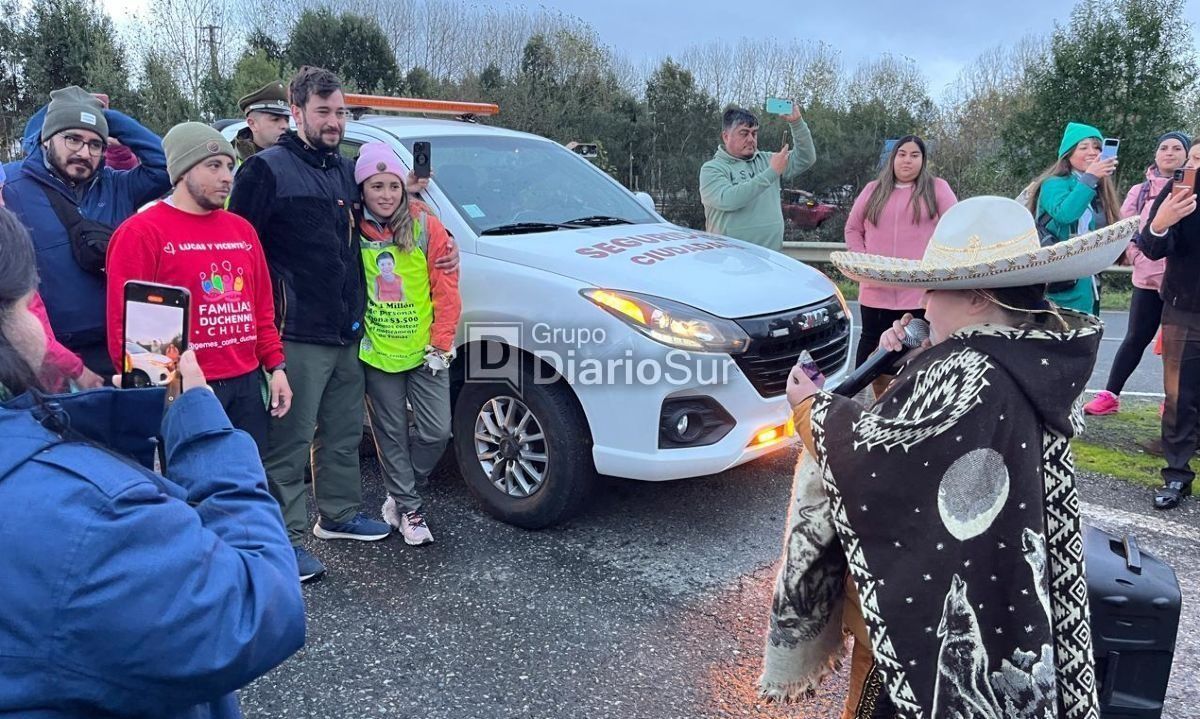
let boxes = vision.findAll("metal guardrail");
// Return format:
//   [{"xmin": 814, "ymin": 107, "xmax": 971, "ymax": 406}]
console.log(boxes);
[{"xmin": 781, "ymin": 241, "xmax": 1134, "ymax": 273}]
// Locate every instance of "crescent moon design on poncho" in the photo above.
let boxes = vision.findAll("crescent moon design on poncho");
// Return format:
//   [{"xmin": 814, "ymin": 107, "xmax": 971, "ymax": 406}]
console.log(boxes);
[{"xmin": 937, "ymin": 448, "xmax": 1010, "ymax": 541}]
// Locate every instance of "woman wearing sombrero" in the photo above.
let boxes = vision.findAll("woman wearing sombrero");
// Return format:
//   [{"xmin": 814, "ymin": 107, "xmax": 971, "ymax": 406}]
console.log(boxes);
[{"xmin": 759, "ymin": 196, "xmax": 1138, "ymax": 719}]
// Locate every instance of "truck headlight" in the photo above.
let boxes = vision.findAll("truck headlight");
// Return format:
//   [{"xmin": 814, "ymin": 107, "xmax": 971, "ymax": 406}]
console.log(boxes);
[{"xmin": 581, "ymin": 289, "xmax": 749, "ymax": 353}]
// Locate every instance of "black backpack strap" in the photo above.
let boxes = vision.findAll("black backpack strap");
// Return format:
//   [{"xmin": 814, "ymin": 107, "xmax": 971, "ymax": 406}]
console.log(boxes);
[
  {"xmin": 1035, "ymin": 211, "xmax": 1058, "ymax": 247},
  {"xmin": 36, "ymin": 181, "xmax": 114, "ymax": 275},
  {"xmin": 38, "ymin": 181, "xmax": 85, "ymax": 231}
]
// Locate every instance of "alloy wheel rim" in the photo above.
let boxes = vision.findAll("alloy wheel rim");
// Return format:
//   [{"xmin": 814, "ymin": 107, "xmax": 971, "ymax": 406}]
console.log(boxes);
[{"xmin": 473, "ymin": 396, "xmax": 549, "ymax": 497}]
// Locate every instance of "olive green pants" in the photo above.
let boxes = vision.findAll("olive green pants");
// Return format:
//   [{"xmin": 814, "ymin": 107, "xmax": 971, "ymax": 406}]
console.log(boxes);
[{"xmin": 265, "ymin": 341, "xmax": 366, "ymax": 544}]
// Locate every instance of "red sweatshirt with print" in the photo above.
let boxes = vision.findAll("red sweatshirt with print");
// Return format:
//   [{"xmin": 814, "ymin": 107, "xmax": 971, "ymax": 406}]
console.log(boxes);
[{"xmin": 105, "ymin": 202, "xmax": 284, "ymax": 380}]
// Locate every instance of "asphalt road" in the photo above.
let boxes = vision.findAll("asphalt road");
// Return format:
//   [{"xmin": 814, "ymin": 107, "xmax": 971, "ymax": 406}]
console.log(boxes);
[
  {"xmin": 848, "ymin": 304, "xmax": 1166, "ymax": 397},
  {"xmin": 240, "ymin": 444, "xmax": 1196, "ymax": 718}
]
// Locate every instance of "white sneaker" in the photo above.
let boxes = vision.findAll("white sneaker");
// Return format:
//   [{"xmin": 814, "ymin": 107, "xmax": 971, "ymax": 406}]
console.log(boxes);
[
  {"xmin": 400, "ymin": 511, "xmax": 434, "ymax": 546},
  {"xmin": 382, "ymin": 497, "xmax": 434, "ymax": 546}
]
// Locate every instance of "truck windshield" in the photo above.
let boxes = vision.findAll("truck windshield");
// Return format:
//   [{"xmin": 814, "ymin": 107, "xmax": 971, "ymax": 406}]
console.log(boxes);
[{"xmin": 401, "ymin": 136, "xmax": 657, "ymax": 236}]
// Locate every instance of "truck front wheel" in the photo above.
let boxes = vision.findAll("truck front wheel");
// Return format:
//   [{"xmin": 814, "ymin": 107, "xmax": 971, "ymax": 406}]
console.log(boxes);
[{"xmin": 453, "ymin": 372, "xmax": 595, "ymax": 529}]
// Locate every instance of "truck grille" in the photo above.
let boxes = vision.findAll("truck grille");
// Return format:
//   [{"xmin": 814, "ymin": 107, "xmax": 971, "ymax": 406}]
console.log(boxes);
[{"xmin": 733, "ymin": 298, "xmax": 851, "ymax": 398}]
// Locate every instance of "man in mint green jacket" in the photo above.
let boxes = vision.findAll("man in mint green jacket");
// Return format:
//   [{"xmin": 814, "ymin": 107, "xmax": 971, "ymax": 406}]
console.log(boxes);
[{"xmin": 699, "ymin": 104, "xmax": 816, "ymax": 251}]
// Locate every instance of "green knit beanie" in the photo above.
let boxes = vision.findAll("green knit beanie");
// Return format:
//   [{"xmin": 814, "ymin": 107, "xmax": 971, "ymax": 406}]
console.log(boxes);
[
  {"xmin": 42, "ymin": 86, "xmax": 109, "ymax": 143},
  {"xmin": 1057, "ymin": 122, "xmax": 1103, "ymax": 159},
  {"xmin": 162, "ymin": 122, "xmax": 236, "ymax": 184}
]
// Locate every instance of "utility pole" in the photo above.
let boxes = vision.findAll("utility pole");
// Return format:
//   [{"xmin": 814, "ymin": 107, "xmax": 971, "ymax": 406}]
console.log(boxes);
[{"xmin": 198, "ymin": 24, "xmax": 221, "ymax": 86}]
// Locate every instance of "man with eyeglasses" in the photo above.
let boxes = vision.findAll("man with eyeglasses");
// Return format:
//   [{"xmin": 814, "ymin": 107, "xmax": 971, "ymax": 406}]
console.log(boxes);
[{"xmin": 2, "ymin": 86, "xmax": 169, "ymax": 377}]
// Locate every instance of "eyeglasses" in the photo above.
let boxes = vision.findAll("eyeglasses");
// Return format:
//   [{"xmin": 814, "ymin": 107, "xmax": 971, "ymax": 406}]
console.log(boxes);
[{"xmin": 60, "ymin": 133, "xmax": 105, "ymax": 156}]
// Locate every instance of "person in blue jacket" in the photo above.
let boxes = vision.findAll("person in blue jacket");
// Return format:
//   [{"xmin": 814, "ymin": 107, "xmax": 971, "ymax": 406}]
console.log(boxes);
[
  {"xmin": 1, "ymin": 86, "xmax": 170, "ymax": 377},
  {"xmin": 0, "ymin": 206, "xmax": 305, "ymax": 718}
]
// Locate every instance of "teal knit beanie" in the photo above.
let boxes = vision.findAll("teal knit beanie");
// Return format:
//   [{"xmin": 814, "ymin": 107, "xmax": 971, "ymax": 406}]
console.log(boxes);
[{"xmin": 1057, "ymin": 122, "xmax": 1103, "ymax": 159}]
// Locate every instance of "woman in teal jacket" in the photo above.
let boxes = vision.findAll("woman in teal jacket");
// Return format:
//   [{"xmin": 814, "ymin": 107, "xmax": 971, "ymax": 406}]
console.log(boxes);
[{"xmin": 1027, "ymin": 122, "xmax": 1121, "ymax": 313}]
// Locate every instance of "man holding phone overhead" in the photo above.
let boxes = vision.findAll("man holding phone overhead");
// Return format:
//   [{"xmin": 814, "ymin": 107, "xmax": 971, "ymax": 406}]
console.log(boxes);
[
  {"xmin": 105, "ymin": 122, "xmax": 291, "ymax": 456},
  {"xmin": 699, "ymin": 99, "xmax": 816, "ymax": 251}
]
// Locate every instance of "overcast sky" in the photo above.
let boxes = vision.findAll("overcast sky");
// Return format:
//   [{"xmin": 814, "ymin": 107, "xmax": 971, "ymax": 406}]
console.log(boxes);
[
  {"xmin": 534, "ymin": 0, "xmax": 1200, "ymax": 96},
  {"xmin": 99, "ymin": 0, "xmax": 1200, "ymax": 98}
]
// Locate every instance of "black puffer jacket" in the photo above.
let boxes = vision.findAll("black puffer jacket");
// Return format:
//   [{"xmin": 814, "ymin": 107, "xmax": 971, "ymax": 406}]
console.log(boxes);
[
  {"xmin": 228, "ymin": 131, "xmax": 364, "ymax": 346},
  {"xmin": 1141, "ymin": 179, "xmax": 1200, "ymax": 312}
]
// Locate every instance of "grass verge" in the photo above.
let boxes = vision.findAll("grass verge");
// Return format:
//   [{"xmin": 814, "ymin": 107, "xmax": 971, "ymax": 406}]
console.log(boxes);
[
  {"xmin": 1099, "ymin": 288, "xmax": 1133, "ymax": 311},
  {"xmin": 1073, "ymin": 399, "xmax": 1163, "ymax": 488}
]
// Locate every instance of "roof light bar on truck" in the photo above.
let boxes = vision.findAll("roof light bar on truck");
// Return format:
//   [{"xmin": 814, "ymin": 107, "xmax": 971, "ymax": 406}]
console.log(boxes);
[{"xmin": 343, "ymin": 94, "xmax": 499, "ymax": 122}]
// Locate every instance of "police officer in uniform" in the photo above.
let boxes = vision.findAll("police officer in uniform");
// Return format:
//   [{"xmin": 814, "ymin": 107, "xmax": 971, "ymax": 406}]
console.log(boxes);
[{"xmin": 234, "ymin": 82, "xmax": 291, "ymax": 162}]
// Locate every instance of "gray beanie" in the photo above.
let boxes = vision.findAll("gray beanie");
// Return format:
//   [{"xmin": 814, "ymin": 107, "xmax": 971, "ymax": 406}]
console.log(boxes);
[
  {"xmin": 162, "ymin": 122, "xmax": 236, "ymax": 184},
  {"xmin": 42, "ymin": 86, "xmax": 109, "ymax": 143}
]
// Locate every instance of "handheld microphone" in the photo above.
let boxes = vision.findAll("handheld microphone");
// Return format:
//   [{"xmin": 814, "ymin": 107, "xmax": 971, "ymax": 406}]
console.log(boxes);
[{"xmin": 830, "ymin": 319, "xmax": 929, "ymax": 397}]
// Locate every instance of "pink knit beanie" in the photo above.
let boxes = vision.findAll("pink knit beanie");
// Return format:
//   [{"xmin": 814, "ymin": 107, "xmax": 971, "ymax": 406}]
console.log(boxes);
[{"xmin": 354, "ymin": 142, "xmax": 407, "ymax": 185}]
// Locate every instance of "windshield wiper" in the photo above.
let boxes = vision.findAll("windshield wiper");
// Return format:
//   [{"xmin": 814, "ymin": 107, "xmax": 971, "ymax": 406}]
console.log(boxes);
[
  {"xmin": 561, "ymin": 215, "xmax": 634, "ymax": 227},
  {"xmin": 480, "ymin": 222, "xmax": 571, "ymax": 236}
]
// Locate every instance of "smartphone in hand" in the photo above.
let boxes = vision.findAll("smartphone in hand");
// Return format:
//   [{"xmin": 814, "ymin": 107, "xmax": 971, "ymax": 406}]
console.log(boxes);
[
  {"xmin": 794, "ymin": 349, "xmax": 825, "ymax": 388},
  {"xmin": 122, "ymin": 281, "xmax": 189, "ymax": 390},
  {"xmin": 766, "ymin": 97, "xmax": 794, "ymax": 116},
  {"xmin": 1100, "ymin": 137, "xmax": 1120, "ymax": 161},
  {"xmin": 1172, "ymin": 167, "xmax": 1197, "ymax": 199},
  {"xmin": 412, "ymin": 141, "xmax": 431, "ymax": 179}
]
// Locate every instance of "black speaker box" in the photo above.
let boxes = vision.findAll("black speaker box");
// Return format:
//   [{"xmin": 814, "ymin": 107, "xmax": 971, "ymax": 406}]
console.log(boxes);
[{"xmin": 1085, "ymin": 525, "xmax": 1181, "ymax": 719}]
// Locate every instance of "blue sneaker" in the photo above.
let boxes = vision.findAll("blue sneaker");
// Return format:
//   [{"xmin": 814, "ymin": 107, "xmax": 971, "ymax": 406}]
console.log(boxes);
[
  {"xmin": 312, "ymin": 512, "xmax": 391, "ymax": 542},
  {"xmin": 295, "ymin": 546, "xmax": 326, "ymax": 583}
]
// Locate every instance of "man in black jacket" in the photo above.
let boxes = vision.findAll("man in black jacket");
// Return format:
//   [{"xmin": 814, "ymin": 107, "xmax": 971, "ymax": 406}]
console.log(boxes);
[
  {"xmin": 1140, "ymin": 179, "xmax": 1199, "ymax": 510},
  {"xmin": 228, "ymin": 66, "xmax": 389, "ymax": 581}
]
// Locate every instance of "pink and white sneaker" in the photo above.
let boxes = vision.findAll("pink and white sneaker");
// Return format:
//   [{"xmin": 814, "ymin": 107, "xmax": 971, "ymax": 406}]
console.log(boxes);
[{"xmin": 1084, "ymin": 390, "xmax": 1120, "ymax": 416}]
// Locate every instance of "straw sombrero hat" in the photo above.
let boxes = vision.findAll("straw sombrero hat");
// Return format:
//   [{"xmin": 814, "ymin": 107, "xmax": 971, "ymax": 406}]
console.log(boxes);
[{"xmin": 831, "ymin": 196, "xmax": 1139, "ymax": 289}]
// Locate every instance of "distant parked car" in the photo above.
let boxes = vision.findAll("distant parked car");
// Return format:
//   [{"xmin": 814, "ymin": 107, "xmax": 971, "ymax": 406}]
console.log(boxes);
[
  {"xmin": 123, "ymin": 341, "xmax": 173, "ymax": 387},
  {"xmin": 781, "ymin": 189, "xmax": 837, "ymax": 230}
]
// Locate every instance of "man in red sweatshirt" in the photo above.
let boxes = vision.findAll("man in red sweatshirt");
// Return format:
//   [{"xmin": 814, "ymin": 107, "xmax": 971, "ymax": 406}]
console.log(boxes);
[{"xmin": 106, "ymin": 122, "xmax": 291, "ymax": 452}]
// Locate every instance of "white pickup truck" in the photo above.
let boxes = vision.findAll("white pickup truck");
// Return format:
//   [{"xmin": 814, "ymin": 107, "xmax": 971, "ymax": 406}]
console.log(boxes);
[{"xmin": 221, "ymin": 107, "xmax": 852, "ymax": 529}]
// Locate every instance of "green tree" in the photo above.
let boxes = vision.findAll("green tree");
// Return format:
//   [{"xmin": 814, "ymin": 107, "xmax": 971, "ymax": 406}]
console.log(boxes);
[
  {"xmin": 1002, "ymin": 0, "xmax": 1197, "ymax": 190},
  {"xmin": 228, "ymin": 48, "xmax": 285, "ymax": 104},
  {"xmin": 403, "ymin": 66, "xmax": 434, "ymax": 98},
  {"xmin": 519, "ymin": 34, "xmax": 556, "ymax": 88},
  {"xmin": 479, "ymin": 63, "xmax": 504, "ymax": 96},
  {"xmin": 137, "ymin": 51, "xmax": 194, "ymax": 135},
  {"xmin": 338, "ymin": 12, "xmax": 401, "ymax": 93},
  {"xmin": 645, "ymin": 59, "xmax": 720, "ymax": 225},
  {"xmin": 246, "ymin": 28, "xmax": 285, "ymax": 65},
  {"xmin": 17, "ymin": 0, "xmax": 135, "ymax": 117},
  {"xmin": 0, "ymin": 0, "xmax": 26, "ymax": 155},
  {"xmin": 504, "ymin": 34, "xmax": 559, "ymax": 137},
  {"xmin": 286, "ymin": 7, "xmax": 401, "ymax": 94}
]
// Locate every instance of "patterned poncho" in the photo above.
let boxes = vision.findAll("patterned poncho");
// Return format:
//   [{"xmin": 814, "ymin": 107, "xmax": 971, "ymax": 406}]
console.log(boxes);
[{"xmin": 761, "ymin": 311, "xmax": 1102, "ymax": 719}]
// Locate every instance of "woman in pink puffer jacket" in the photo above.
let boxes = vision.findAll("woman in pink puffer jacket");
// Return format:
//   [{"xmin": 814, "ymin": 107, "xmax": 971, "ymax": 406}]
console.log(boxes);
[{"xmin": 1086, "ymin": 131, "xmax": 1190, "ymax": 416}]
